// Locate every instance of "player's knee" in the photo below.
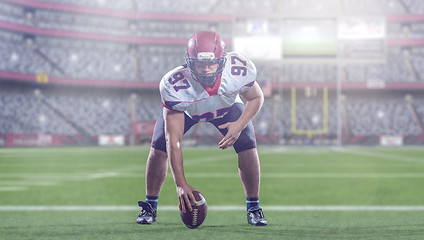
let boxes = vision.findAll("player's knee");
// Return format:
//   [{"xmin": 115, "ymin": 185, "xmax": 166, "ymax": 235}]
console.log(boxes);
[
  {"xmin": 234, "ymin": 135, "xmax": 256, "ymax": 153},
  {"xmin": 148, "ymin": 147, "xmax": 168, "ymax": 162},
  {"xmin": 233, "ymin": 124, "xmax": 256, "ymax": 153},
  {"xmin": 236, "ymin": 147, "xmax": 257, "ymax": 156}
]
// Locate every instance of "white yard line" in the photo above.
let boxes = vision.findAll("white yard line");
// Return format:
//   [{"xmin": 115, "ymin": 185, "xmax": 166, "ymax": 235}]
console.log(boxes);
[
  {"xmin": 0, "ymin": 181, "xmax": 57, "ymax": 186},
  {"xmin": 2, "ymin": 172, "xmax": 424, "ymax": 180},
  {"xmin": 0, "ymin": 146, "xmax": 144, "ymax": 155},
  {"xmin": 0, "ymin": 187, "xmax": 26, "ymax": 191},
  {"xmin": 0, "ymin": 205, "xmax": 424, "ymax": 211},
  {"xmin": 1, "ymin": 171, "xmax": 423, "ymax": 182},
  {"xmin": 2, "ymin": 170, "xmax": 421, "ymax": 192},
  {"xmin": 184, "ymin": 172, "xmax": 424, "ymax": 178}
]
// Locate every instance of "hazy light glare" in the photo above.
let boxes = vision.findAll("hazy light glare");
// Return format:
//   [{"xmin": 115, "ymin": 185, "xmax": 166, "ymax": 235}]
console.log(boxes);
[
  {"xmin": 10, "ymin": 53, "xmax": 19, "ymax": 62},
  {"xmin": 70, "ymin": 53, "xmax": 78, "ymax": 62},
  {"xmin": 312, "ymin": 115, "xmax": 320, "ymax": 125},
  {"xmin": 102, "ymin": 100, "xmax": 110, "ymax": 108},
  {"xmin": 113, "ymin": 64, "xmax": 122, "ymax": 72},
  {"xmin": 38, "ymin": 114, "xmax": 46, "ymax": 123}
]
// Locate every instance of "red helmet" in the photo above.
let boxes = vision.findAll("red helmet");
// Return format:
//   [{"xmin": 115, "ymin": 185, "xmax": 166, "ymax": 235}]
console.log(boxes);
[{"xmin": 186, "ymin": 31, "xmax": 227, "ymax": 87}]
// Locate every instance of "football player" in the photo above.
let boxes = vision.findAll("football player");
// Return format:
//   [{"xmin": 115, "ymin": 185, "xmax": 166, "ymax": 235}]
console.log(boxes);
[{"xmin": 137, "ymin": 31, "xmax": 267, "ymax": 226}]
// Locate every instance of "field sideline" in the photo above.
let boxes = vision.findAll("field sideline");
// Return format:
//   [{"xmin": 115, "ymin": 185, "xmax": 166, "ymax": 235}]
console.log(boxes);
[{"xmin": 0, "ymin": 146, "xmax": 423, "ymax": 239}]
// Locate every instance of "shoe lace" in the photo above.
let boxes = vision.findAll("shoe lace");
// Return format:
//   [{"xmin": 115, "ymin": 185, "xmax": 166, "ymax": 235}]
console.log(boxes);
[
  {"xmin": 139, "ymin": 208, "xmax": 149, "ymax": 217},
  {"xmin": 138, "ymin": 201, "xmax": 154, "ymax": 217},
  {"xmin": 250, "ymin": 208, "xmax": 264, "ymax": 219}
]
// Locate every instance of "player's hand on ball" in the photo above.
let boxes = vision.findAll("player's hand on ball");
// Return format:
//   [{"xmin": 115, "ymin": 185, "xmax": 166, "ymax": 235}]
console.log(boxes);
[
  {"xmin": 218, "ymin": 122, "xmax": 243, "ymax": 149},
  {"xmin": 180, "ymin": 190, "xmax": 208, "ymax": 229},
  {"xmin": 176, "ymin": 184, "xmax": 198, "ymax": 213}
]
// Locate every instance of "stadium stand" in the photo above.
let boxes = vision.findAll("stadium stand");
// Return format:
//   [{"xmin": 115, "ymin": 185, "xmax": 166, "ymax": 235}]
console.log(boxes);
[
  {"xmin": 37, "ymin": 37, "xmax": 136, "ymax": 81},
  {"xmin": 136, "ymin": 45, "xmax": 186, "ymax": 82},
  {"xmin": 34, "ymin": 9, "xmax": 131, "ymax": 36},
  {"xmin": 414, "ymin": 98, "xmax": 424, "ymax": 127},
  {"xmin": 346, "ymin": 97, "xmax": 421, "ymax": 135},
  {"xmin": 281, "ymin": 64, "xmax": 338, "ymax": 83},
  {"xmin": 1, "ymin": 84, "xmax": 423, "ymax": 146},
  {"xmin": 0, "ymin": 86, "xmax": 131, "ymax": 135},
  {"xmin": 0, "ymin": 1, "xmax": 32, "ymax": 25},
  {"xmin": 410, "ymin": 47, "xmax": 424, "ymax": 82},
  {"xmin": 0, "ymin": 31, "xmax": 51, "ymax": 75},
  {"xmin": 344, "ymin": 48, "xmax": 415, "ymax": 83},
  {"xmin": 37, "ymin": 0, "xmax": 133, "ymax": 11},
  {"xmin": 1, "ymin": 0, "xmax": 424, "ymax": 146}
]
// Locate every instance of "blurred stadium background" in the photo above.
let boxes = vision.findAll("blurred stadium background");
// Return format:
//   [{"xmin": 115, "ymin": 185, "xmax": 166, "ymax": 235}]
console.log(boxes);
[{"xmin": 1, "ymin": 0, "xmax": 424, "ymax": 148}]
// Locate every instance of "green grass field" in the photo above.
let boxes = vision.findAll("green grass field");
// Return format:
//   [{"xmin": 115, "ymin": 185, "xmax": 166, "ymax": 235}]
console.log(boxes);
[{"xmin": 1, "ymin": 146, "xmax": 424, "ymax": 239}]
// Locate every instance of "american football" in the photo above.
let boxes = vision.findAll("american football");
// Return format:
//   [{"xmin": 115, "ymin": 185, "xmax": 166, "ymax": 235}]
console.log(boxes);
[{"xmin": 179, "ymin": 191, "xmax": 207, "ymax": 229}]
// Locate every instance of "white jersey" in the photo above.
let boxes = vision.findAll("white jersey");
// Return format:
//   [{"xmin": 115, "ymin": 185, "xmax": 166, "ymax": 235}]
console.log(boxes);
[{"xmin": 159, "ymin": 52, "xmax": 257, "ymax": 122}]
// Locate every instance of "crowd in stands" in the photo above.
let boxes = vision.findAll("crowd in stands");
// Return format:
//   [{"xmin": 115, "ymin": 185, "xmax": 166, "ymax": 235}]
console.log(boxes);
[
  {"xmin": 136, "ymin": 45, "xmax": 186, "ymax": 82},
  {"xmin": 2, "ymin": 29, "xmax": 424, "ymax": 84},
  {"xmin": 34, "ymin": 9, "xmax": 231, "ymax": 39},
  {"xmin": 1, "ymin": 0, "xmax": 424, "ymax": 144},
  {"xmin": 34, "ymin": 9, "xmax": 130, "ymax": 36},
  {"xmin": 2, "ymin": 0, "xmax": 423, "ymax": 39},
  {"xmin": 344, "ymin": 48, "xmax": 416, "ymax": 83},
  {"xmin": 1, "ymin": 86, "xmax": 422, "ymax": 138},
  {"xmin": 280, "ymin": 64, "xmax": 338, "ymax": 83},
  {"xmin": 17, "ymin": 0, "xmax": 423, "ymax": 14},
  {"xmin": 1, "ymin": 0, "xmax": 424, "ymax": 84},
  {"xmin": 37, "ymin": 0, "xmax": 134, "ymax": 11},
  {"xmin": 346, "ymin": 98, "xmax": 421, "ymax": 135},
  {"xmin": 387, "ymin": 22, "xmax": 424, "ymax": 39},
  {"xmin": 38, "ymin": 37, "xmax": 136, "ymax": 81},
  {"xmin": 0, "ymin": 88, "xmax": 130, "ymax": 135},
  {"xmin": 414, "ymin": 99, "xmax": 424, "ymax": 128},
  {"xmin": 0, "ymin": 1, "xmax": 32, "ymax": 25},
  {"xmin": 0, "ymin": 1, "xmax": 231, "ymax": 38},
  {"xmin": 1, "ymin": 33, "xmax": 52, "ymax": 76},
  {"xmin": 410, "ymin": 47, "xmax": 424, "ymax": 81}
]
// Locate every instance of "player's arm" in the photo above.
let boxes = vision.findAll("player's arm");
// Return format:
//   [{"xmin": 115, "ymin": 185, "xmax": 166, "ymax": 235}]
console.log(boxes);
[
  {"xmin": 163, "ymin": 107, "xmax": 197, "ymax": 212},
  {"xmin": 218, "ymin": 82, "xmax": 264, "ymax": 149}
]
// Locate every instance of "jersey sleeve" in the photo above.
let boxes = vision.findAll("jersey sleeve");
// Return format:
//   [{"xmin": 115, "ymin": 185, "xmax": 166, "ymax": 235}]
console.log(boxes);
[
  {"xmin": 229, "ymin": 52, "xmax": 257, "ymax": 93},
  {"xmin": 159, "ymin": 68, "xmax": 189, "ymax": 112}
]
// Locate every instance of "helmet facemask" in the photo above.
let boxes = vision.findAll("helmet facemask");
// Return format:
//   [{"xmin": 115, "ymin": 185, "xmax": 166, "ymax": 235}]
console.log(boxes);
[{"xmin": 186, "ymin": 52, "xmax": 226, "ymax": 87}]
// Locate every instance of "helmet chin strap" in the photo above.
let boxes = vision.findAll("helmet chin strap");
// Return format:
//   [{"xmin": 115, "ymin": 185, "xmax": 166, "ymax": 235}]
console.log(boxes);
[{"xmin": 197, "ymin": 73, "xmax": 221, "ymax": 88}]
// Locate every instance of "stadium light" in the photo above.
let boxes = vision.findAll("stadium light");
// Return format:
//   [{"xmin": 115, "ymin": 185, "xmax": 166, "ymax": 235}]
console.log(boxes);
[
  {"xmin": 25, "ymin": 38, "xmax": 34, "ymax": 47},
  {"xmin": 312, "ymin": 115, "xmax": 320, "ymax": 125},
  {"xmin": 102, "ymin": 100, "xmax": 110, "ymax": 108},
  {"xmin": 33, "ymin": 89, "xmax": 42, "ymax": 98},
  {"xmin": 113, "ymin": 64, "xmax": 122, "ymax": 72},
  {"xmin": 130, "ymin": 93, "xmax": 138, "ymax": 100},
  {"xmin": 38, "ymin": 114, "xmax": 46, "ymax": 124},
  {"xmin": 70, "ymin": 53, "xmax": 78, "ymax": 62},
  {"xmin": 10, "ymin": 53, "xmax": 19, "ymax": 62}
]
